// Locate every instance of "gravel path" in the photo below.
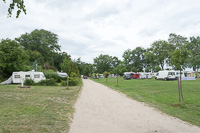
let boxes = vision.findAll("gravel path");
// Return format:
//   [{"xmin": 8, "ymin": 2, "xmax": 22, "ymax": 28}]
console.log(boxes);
[{"xmin": 69, "ymin": 79, "xmax": 200, "ymax": 133}]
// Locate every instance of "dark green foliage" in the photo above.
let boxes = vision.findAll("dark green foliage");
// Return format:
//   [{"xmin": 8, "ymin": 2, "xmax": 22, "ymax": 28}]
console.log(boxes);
[
  {"xmin": 36, "ymin": 79, "xmax": 58, "ymax": 86},
  {"xmin": 24, "ymin": 79, "xmax": 35, "ymax": 86},
  {"xmin": 15, "ymin": 29, "xmax": 61, "ymax": 66},
  {"xmin": 0, "ymin": 39, "xmax": 29, "ymax": 78},
  {"xmin": 68, "ymin": 77, "xmax": 80, "ymax": 86}
]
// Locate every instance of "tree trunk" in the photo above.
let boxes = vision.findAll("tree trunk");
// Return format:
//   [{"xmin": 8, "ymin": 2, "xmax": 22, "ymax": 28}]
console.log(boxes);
[
  {"xmin": 117, "ymin": 76, "xmax": 118, "ymax": 86},
  {"xmin": 177, "ymin": 77, "xmax": 181, "ymax": 102},
  {"xmin": 180, "ymin": 70, "xmax": 184, "ymax": 103}
]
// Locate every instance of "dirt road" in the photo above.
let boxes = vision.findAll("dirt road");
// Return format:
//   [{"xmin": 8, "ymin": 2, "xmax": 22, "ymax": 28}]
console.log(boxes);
[{"xmin": 69, "ymin": 79, "xmax": 200, "ymax": 133}]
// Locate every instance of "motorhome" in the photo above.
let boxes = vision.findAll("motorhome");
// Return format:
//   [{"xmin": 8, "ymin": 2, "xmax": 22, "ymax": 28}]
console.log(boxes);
[
  {"xmin": 155, "ymin": 70, "xmax": 176, "ymax": 80},
  {"xmin": 12, "ymin": 71, "xmax": 46, "ymax": 83}
]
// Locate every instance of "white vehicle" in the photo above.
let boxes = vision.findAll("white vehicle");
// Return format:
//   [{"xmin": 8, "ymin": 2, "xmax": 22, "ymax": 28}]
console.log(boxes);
[
  {"xmin": 139, "ymin": 72, "xmax": 153, "ymax": 79},
  {"xmin": 12, "ymin": 71, "xmax": 46, "ymax": 83},
  {"xmin": 57, "ymin": 72, "xmax": 68, "ymax": 77},
  {"xmin": 173, "ymin": 70, "xmax": 185, "ymax": 79},
  {"xmin": 155, "ymin": 70, "xmax": 176, "ymax": 80}
]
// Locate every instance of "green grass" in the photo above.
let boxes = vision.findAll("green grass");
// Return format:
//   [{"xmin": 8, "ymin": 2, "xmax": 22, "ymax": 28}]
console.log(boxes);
[
  {"xmin": 92, "ymin": 78, "xmax": 200, "ymax": 127},
  {"xmin": 0, "ymin": 84, "xmax": 81, "ymax": 133}
]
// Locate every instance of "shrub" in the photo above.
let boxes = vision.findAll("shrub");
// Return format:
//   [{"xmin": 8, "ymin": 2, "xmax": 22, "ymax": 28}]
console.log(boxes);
[
  {"xmin": 69, "ymin": 77, "xmax": 79, "ymax": 86},
  {"xmin": 61, "ymin": 80, "xmax": 67, "ymax": 86},
  {"xmin": 24, "ymin": 78, "xmax": 35, "ymax": 85},
  {"xmin": 36, "ymin": 79, "xmax": 58, "ymax": 86}
]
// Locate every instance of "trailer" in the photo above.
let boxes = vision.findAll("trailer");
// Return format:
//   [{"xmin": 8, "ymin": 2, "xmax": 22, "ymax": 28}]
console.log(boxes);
[
  {"xmin": 1, "ymin": 71, "xmax": 46, "ymax": 84},
  {"xmin": 12, "ymin": 71, "xmax": 46, "ymax": 83}
]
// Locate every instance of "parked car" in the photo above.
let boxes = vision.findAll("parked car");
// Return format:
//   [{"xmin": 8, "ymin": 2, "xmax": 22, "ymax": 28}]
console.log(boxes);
[
  {"xmin": 83, "ymin": 76, "xmax": 88, "ymax": 79},
  {"xmin": 134, "ymin": 73, "xmax": 140, "ymax": 79}
]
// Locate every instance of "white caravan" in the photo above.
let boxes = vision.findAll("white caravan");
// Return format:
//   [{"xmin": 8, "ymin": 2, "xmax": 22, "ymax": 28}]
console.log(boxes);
[
  {"xmin": 12, "ymin": 71, "xmax": 46, "ymax": 83},
  {"xmin": 57, "ymin": 72, "xmax": 68, "ymax": 77},
  {"xmin": 139, "ymin": 72, "xmax": 153, "ymax": 79},
  {"xmin": 155, "ymin": 70, "xmax": 176, "ymax": 80}
]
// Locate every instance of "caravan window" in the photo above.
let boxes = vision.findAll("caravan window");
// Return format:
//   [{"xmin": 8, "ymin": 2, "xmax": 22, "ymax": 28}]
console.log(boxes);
[
  {"xmin": 25, "ymin": 75, "xmax": 30, "ymax": 78},
  {"xmin": 34, "ymin": 74, "xmax": 40, "ymax": 78},
  {"xmin": 14, "ymin": 75, "xmax": 20, "ymax": 78}
]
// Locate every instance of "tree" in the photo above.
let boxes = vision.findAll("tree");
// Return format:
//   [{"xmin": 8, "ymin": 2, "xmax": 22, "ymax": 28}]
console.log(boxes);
[
  {"xmin": 122, "ymin": 49, "xmax": 132, "ymax": 71},
  {"xmin": 150, "ymin": 40, "xmax": 171, "ymax": 70},
  {"xmin": 103, "ymin": 71, "xmax": 110, "ymax": 83},
  {"xmin": 186, "ymin": 36, "xmax": 200, "ymax": 71},
  {"xmin": 94, "ymin": 54, "xmax": 112, "ymax": 73},
  {"xmin": 171, "ymin": 45, "xmax": 189, "ymax": 103},
  {"xmin": 0, "ymin": 39, "xmax": 29, "ymax": 78},
  {"xmin": 15, "ymin": 29, "xmax": 61, "ymax": 67},
  {"xmin": 144, "ymin": 48, "xmax": 157, "ymax": 72},
  {"xmin": 61, "ymin": 57, "xmax": 71, "ymax": 76},
  {"xmin": 131, "ymin": 47, "xmax": 146, "ymax": 72},
  {"xmin": 2, "ymin": 0, "xmax": 26, "ymax": 18}
]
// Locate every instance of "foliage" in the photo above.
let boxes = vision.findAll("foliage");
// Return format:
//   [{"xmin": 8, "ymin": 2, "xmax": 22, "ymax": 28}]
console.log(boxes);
[
  {"xmin": 68, "ymin": 77, "xmax": 80, "ymax": 86},
  {"xmin": 24, "ymin": 78, "xmax": 35, "ymax": 86},
  {"xmin": 36, "ymin": 79, "xmax": 58, "ymax": 86},
  {"xmin": 94, "ymin": 54, "xmax": 112, "ymax": 73},
  {"xmin": 2, "ymin": 0, "xmax": 26, "ymax": 18},
  {"xmin": 186, "ymin": 36, "xmax": 200, "ymax": 71},
  {"xmin": 103, "ymin": 71, "xmax": 110, "ymax": 78},
  {"xmin": 15, "ymin": 29, "xmax": 61, "ymax": 66},
  {"xmin": 155, "ymin": 66, "xmax": 161, "ymax": 72},
  {"xmin": 0, "ymin": 39, "xmax": 29, "ymax": 78}
]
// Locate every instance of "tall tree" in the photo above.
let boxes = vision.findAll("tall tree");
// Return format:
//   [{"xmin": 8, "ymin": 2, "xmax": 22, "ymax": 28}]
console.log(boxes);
[
  {"xmin": 94, "ymin": 54, "xmax": 112, "ymax": 73},
  {"xmin": 15, "ymin": 29, "xmax": 61, "ymax": 66},
  {"xmin": 186, "ymin": 36, "xmax": 200, "ymax": 71},
  {"xmin": 122, "ymin": 49, "xmax": 132, "ymax": 71},
  {"xmin": 0, "ymin": 39, "xmax": 29, "ymax": 78},
  {"xmin": 131, "ymin": 47, "xmax": 146, "ymax": 72},
  {"xmin": 150, "ymin": 40, "xmax": 171, "ymax": 70}
]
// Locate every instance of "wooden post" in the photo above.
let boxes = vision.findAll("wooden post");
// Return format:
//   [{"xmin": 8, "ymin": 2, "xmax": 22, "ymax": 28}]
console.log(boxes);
[{"xmin": 67, "ymin": 76, "xmax": 69, "ymax": 88}]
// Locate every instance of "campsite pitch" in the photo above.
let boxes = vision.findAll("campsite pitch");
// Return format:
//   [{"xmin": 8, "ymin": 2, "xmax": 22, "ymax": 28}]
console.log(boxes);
[
  {"xmin": 0, "ymin": 85, "xmax": 81, "ymax": 133},
  {"xmin": 69, "ymin": 79, "xmax": 200, "ymax": 133}
]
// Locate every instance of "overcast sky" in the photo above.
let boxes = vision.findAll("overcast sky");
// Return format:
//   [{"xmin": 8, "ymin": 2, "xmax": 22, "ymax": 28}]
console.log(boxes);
[{"xmin": 1, "ymin": 0, "xmax": 200, "ymax": 63}]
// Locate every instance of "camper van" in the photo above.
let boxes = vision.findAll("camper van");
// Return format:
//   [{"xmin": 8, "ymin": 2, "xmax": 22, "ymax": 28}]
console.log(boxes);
[
  {"xmin": 155, "ymin": 70, "xmax": 176, "ymax": 80},
  {"xmin": 12, "ymin": 71, "xmax": 46, "ymax": 83}
]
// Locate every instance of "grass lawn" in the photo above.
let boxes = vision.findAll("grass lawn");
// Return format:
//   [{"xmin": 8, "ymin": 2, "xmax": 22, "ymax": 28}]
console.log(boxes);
[
  {"xmin": 92, "ymin": 77, "xmax": 200, "ymax": 127},
  {"xmin": 0, "ymin": 84, "xmax": 81, "ymax": 133}
]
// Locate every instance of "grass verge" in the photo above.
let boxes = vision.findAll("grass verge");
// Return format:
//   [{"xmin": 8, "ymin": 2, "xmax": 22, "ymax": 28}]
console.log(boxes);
[
  {"xmin": 0, "ymin": 84, "xmax": 82, "ymax": 133},
  {"xmin": 92, "ymin": 78, "xmax": 200, "ymax": 127}
]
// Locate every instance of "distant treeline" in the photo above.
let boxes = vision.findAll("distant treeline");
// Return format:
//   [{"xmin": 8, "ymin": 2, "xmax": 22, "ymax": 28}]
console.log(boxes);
[{"xmin": 1, "ymin": 30, "xmax": 200, "ymax": 79}]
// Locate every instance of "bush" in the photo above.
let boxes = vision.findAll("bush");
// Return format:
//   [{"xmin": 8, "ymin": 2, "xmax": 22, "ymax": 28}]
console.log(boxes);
[
  {"xmin": 69, "ymin": 77, "xmax": 80, "ymax": 86},
  {"xmin": 36, "ymin": 79, "xmax": 58, "ymax": 86},
  {"xmin": 24, "ymin": 79, "xmax": 35, "ymax": 85},
  {"xmin": 61, "ymin": 80, "xmax": 67, "ymax": 86}
]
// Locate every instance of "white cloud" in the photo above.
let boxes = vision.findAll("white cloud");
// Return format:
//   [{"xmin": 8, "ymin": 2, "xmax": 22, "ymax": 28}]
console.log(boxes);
[{"xmin": 1, "ymin": 0, "xmax": 200, "ymax": 63}]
